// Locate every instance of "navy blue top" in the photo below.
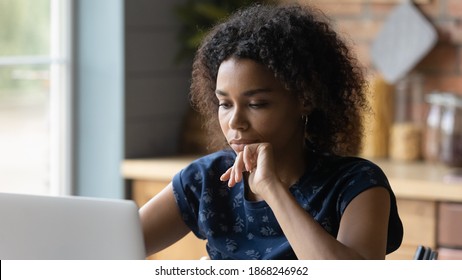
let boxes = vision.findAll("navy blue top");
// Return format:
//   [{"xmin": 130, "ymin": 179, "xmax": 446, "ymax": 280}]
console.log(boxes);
[{"xmin": 172, "ymin": 149, "xmax": 403, "ymax": 259}]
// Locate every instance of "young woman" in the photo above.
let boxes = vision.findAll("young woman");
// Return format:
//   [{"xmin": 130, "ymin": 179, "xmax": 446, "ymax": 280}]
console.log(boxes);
[{"xmin": 139, "ymin": 3, "xmax": 403, "ymax": 260}]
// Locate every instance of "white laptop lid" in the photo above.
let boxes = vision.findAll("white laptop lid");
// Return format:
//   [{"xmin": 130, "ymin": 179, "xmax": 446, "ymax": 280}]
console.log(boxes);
[{"xmin": 0, "ymin": 192, "xmax": 146, "ymax": 260}]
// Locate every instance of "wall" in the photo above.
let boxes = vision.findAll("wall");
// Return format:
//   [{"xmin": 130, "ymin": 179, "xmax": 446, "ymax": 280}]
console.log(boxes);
[
  {"xmin": 124, "ymin": 0, "xmax": 191, "ymax": 159},
  {"xmin": 297, "ymin": 0, "xmax": 462, "ymax": 95}
]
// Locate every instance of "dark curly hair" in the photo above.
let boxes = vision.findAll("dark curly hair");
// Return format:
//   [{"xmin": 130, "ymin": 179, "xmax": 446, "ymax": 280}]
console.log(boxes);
[{"xmin": 190, "ymin": 3, "xmax": 368, "ymax": 156}]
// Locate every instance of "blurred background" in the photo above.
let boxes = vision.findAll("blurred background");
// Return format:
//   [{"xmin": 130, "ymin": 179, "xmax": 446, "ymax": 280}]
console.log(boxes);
[
  {"xmin": 1, "ymin": 0, "xmax": 460, "ymax": 197},
  {"xmin": 1, "ymin": 0, "xmax": 462, "ymax": 260}
]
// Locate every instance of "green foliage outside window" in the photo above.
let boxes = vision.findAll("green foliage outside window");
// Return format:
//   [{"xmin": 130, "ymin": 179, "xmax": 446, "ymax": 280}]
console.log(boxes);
[
  {"xmin": 0, "ymin": 0, "xmax": 50, "ymax": 56},
  {"xmin": 0, "ymin": 0, "xmax": 50, "ymax": 93}
]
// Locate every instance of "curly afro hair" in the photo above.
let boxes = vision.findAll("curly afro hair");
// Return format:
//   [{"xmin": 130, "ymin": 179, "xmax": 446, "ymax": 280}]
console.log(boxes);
[{"xmin": 190, "ymin": 3, "xmax": 368, "ymax": 156}]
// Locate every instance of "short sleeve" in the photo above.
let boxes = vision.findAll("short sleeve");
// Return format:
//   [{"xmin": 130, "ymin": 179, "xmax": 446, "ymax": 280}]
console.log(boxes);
[
  {"xmin": 171, "ymin": 150, "xmax": 236, "ymax": 240},
  {"xmin": 172, "ymin": 164, "xmax": 207, "ymax": 239},
  {"xmin": 337, "ymin": 160, "xmax": 403, "ymax": 254}
]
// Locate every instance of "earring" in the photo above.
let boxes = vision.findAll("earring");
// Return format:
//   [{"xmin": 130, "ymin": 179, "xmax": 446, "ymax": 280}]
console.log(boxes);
[{"xmin": 302, "ymin": 115, "xmax": 308, "ymax": 126}]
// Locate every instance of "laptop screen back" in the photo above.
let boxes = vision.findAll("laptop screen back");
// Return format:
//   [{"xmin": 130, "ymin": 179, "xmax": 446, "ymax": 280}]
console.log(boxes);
[{"xmin": 0, "ymin": 192, "xmax": 146, "ymax": 260}]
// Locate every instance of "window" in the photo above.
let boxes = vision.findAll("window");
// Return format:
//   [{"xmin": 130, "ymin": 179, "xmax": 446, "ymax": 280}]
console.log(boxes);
[{"xmin": 0, "ymin": 0, "xmax": 72, "ymax": 195}]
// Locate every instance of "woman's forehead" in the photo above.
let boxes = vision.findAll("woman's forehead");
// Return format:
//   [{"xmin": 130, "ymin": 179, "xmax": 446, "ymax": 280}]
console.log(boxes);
[{"xmin": 217, "ymin": 58, "xmax": 275, "ymax": 82}]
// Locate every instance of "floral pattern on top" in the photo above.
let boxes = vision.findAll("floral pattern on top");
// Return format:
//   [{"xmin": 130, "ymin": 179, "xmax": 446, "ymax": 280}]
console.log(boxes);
[{"xmin": 172, "ymin": 149, "xmax": 403, "ymax": 259}]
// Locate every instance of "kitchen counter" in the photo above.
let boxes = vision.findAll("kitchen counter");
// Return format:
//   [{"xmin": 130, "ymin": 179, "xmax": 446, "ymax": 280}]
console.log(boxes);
[
  {"xmin": 373, "ymin": 159, "xmax": 462, "ymax": 202},
  {"xmin": 122, "ymin": 156, "xmax": 462, "ymax": 201},
  {"xmin": 122, "ymin": 156, "xmax": 197, "ymax": 182}
]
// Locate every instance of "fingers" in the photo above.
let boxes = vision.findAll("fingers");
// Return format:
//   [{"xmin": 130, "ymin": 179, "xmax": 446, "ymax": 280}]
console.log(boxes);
[
  {"xmin": 233, "ymin": 151, "xmax": 243, "ymax": 184},
  {"xmin": 220, "ymin": 168, "xmax": 232, "ymax": 182},
  {"xmin": 220, "ymin": 147, "xmax": 253, "ymax": 187},
  {"xmin": 243, "ymin": 145, "xmax": 256, "ymax": 173},
  {"xmin": 220, "ymin": 152, "xmax": 243, "ymax": 187}
]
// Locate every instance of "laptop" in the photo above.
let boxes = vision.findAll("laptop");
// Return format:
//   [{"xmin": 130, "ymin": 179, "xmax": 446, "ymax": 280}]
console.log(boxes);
[{"xmin": 0, "ymin": 192, "xmax": 146, "ymax": 260}]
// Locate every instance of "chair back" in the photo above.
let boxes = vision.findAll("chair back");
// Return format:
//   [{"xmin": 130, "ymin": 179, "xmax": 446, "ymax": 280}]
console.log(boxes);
[{"xmin": 413, "ymin": 245, "xmax": 438, "ymax": 260}]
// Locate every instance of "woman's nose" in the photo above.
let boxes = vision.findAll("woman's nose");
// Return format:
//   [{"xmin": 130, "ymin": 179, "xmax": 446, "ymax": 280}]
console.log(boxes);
[{"xmin": 229, "ymin": 107, "xmax": 249, "ymax": 130}]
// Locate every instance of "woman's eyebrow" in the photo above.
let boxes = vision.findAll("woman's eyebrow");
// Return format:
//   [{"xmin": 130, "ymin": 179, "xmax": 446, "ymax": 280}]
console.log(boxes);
[{"xmin": 215, "ymin": 88, "xmax": 272, "ymax": 97}]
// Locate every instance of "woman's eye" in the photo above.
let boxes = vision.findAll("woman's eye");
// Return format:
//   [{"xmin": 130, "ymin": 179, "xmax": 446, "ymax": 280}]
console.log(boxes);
[
  {"xmin": 249, "ymin": 102, "xmax": 268, "ymax": 108},
  {"xmin": 218, "ymin": 102, "xmax": 231, "ymax": 109}
]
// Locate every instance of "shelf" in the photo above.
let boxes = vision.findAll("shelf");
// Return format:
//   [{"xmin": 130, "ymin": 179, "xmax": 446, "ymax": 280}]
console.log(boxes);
[
  {"xmin": 122, "ymin": 156, "xmax": 462, "ymax": 202},
  {"xmin": 373, "ymin": 159, "xmax": 462, "ymax": 202}
]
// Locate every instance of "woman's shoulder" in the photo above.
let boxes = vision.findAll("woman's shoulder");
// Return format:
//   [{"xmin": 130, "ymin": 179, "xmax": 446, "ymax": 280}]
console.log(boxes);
[
  {"xmin": 173, "ymin": 149, "xmax": 236, "ymax": 193},
  {"xmin": 310, "ymin": 151, "xmax": 385, "ymax": 174},
  {"xmin": 182, "ymin": 149, "xmax": 236, "ymax": 174},
  {"xmin": 305, "ymin": 152, "xmax": 390, "ymax": 189}
]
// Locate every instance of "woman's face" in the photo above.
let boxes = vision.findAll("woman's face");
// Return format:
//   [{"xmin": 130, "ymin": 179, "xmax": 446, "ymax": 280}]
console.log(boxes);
[{"xmin": 215, "ymin": 57, "xmax": 305, "ymax": 158}]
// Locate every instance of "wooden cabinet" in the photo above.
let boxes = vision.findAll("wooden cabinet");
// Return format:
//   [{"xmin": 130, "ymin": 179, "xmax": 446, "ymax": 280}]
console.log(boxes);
[
  {"xmin": 436, "ymin": 202, "xmax": 462, "ymax": 259},
  {"xmin": 123, "ymin": 157, "xmax": 462, "ymax": 260},
  {"xmin": 386, "ymin": 199, "xmax": 437, "ymax": 260},
  {"xmin": 438, "ymin": 202, "xmax": 462, "ymax": 248},
  {"xmin": 375, "ymin": 160, "xmax": 462, "ymax": 260}
]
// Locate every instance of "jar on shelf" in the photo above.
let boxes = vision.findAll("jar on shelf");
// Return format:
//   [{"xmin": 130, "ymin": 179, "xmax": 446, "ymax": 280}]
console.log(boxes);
[
  {"xmin": 423, "ymin": 92, "xmax": 446, "ymax": 162},
  {"xmin": 439, "ymin": 93, "xmax": 462, "ymax": 167},
  {"xmin": 389, "ymin": 73, "xmax": 424, "ymax": 161}
]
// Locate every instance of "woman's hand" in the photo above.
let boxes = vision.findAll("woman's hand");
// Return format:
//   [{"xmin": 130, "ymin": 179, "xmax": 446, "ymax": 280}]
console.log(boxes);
[{"xmin": 220, "ymin": 143, "xmax": 280, "ymax": 197}]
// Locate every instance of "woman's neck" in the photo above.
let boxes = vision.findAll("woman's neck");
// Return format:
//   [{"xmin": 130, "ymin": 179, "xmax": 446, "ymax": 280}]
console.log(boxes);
[
  {"xmin": 244, "ymin": 151, "xmax": 307, "ymax": 202},
  {"xmin": 273, "ymin": 143, "xmax": 308, "ymax": 188}
]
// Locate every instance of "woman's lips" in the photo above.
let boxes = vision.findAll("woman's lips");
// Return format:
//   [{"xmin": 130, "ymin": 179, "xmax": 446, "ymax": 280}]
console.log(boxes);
[
  {"xmin": 229, "ymin": 140, "xmax": 256, "ymax": 153},
  {"xmin": 230, "ymin": 143, "xmax": 246, "ymax": 153}
]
